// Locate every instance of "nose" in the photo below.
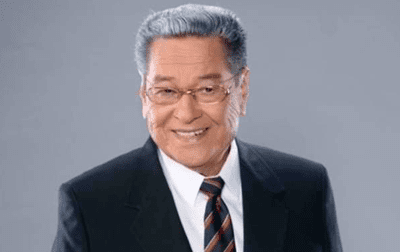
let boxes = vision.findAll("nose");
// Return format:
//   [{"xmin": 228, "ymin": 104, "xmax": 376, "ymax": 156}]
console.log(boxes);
[{"xmin": 173, "ymin": 93, "xmax": 202, "ymax": 123}]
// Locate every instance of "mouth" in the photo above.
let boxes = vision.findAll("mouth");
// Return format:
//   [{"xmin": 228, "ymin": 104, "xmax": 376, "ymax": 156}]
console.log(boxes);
[{"xmin": 172, "ymin": 127, "xmax": 209, "ymax": 138}]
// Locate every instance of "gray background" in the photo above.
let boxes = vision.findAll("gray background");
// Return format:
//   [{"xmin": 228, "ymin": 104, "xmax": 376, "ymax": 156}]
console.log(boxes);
[{"xmin": 1, "ymin": 0, "xmax": 399, "ymax": 251}]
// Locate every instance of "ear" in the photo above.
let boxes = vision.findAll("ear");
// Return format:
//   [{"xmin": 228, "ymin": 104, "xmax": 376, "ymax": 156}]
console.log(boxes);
[
  {"xmin": 239, "ymin": 66, "xmax": 250, "ymax": 117},
  {"xmin": 139, "ymin": 74, "xmax": 149, "ymax": 119}
]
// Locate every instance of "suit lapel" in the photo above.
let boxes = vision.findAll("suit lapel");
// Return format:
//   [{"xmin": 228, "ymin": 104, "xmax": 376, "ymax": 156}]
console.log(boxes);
[
  {"xmin": 237, "ymin": 139, "xmax": 288, "ymax": 252},
  {"xmin": 124, "ymin": 138, "xmax": 192, "ymax": 252}
]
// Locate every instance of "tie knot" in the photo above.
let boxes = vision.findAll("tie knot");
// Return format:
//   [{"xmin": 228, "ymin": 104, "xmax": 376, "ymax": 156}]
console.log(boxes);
[{"xmin": 200, "ymin": 177, "xmax": 224, "ymax": 198}]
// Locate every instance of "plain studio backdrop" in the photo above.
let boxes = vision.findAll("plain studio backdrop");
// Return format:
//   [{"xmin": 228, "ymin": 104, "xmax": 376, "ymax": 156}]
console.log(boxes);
[{"xmin": 1, "ymin": 0, "xmax": 399, "ymax": 251}]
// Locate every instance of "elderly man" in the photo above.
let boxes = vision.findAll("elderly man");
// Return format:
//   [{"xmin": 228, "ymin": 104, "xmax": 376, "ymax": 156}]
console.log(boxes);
[{"xmin": 52, "ymin": 4, "xmax": 342, "ymax": 252}]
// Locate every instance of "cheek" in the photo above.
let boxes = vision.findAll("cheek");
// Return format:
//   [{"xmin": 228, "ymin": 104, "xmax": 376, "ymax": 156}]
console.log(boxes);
[
  {"xmin": 206, "ymin": 97, "xmax": 241, "ymax": 140},
  {"xmin": 145, "ymin": 106, "xmax": 172, "ymax": 136}
]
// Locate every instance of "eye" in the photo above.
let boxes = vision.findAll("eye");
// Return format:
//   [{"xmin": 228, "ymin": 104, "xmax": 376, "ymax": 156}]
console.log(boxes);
[
  {"xmin": 154, "ymin": 87, "xmax": 178, "ymax": 96},
  {"xmin": 162, "ymin": 88, "xmax": 175, "ymax": 93},
  {"xmin": 198, "ymin": 86, "xmax": 218, "ymax": 94}
]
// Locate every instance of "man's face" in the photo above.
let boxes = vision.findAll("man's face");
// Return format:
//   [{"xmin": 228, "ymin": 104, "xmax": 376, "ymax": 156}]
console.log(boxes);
[{"xmin": 140, "ymin": 37, "xmax": 249, "ymax": 175}]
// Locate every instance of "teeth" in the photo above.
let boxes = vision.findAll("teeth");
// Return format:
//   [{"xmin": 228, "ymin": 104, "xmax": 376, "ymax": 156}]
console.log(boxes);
[{"xmin": 175, "ymin": 129, "xmax": 206, "ymax": 137}]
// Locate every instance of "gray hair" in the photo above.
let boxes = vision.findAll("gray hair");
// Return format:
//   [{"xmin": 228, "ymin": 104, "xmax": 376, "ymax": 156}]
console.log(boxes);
[{"xmin": 134, "ymin": 4, "xmax": 247, "ymax": 77}]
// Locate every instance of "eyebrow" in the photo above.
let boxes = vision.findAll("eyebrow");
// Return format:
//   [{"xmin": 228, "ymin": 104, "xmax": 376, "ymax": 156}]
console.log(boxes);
[
  {"xmin": 198, "ymin": 73, "xmax": 222, "ymax": 80},
  {"xmin": 151, "ymin": 73, "xmax": 222, "ymax": 83},
  {"xmin": 152, "ymin": 75, "xmax": 175, "ymax": 83}
]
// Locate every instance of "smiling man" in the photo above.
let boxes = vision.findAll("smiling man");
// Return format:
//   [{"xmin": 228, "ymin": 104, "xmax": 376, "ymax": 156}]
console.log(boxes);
[{"xmin": 53, "ymin": 4, "xmax": 342, "ymax": 252}]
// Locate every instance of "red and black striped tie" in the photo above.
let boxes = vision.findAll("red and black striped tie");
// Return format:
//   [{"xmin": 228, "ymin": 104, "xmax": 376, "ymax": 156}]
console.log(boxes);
[{"xmin": 200, "ymin": 177, "xmax": 236, "ymax": 252}]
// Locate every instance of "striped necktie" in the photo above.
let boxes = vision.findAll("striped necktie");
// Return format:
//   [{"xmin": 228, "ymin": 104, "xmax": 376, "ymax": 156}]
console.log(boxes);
[{"xmin": 200, "ymin": 177, "xmax": 236, "ymax": 252}]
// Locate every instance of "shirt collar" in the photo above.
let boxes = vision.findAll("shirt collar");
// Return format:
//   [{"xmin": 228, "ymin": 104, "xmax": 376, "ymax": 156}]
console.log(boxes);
[{"xmin": 158, "ymin": 139, "xmax": 241, "ymax": 206}]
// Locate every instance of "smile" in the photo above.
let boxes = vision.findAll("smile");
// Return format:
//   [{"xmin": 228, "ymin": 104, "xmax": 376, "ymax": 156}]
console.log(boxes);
[{"xmin": 173, "ymin": 128, "xmax": 208, "ymax": 137}]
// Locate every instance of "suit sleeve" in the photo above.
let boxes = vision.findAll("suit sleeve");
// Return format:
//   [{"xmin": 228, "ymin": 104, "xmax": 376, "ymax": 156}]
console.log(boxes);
[
  {"xmin": 52, "ymin": 183, "xmax": 89, "ymax": 252},
  {"xmin": 320, "ymin": 166, "xmax": 343, "ymax": 252}
]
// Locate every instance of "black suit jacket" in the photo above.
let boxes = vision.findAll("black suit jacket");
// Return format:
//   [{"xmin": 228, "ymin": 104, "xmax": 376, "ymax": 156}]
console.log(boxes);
[{"xmin": 52, "ymin": 138, "xmax": 342, "ymax": 251}]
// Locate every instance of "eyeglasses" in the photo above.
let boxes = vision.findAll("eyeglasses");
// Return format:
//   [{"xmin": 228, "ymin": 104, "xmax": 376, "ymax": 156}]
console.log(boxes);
[{"xmin": 144, "ymin": 74, "xmax": 240, "ymax": 105}]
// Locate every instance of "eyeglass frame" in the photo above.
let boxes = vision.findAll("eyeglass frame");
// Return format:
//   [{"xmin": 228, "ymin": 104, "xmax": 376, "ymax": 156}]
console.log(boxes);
[{"xmin": 143, "ymin": 71, "xmax": 242, "ymax": 105}]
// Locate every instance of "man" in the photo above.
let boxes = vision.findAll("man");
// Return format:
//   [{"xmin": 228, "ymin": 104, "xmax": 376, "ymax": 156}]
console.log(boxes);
[{"xmin": 52, "ymin": 4, "xmax": 342, "ymax": 252}]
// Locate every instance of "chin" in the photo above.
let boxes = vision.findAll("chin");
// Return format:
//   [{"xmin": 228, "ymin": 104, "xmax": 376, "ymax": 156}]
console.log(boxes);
[{"xmin": 170, "ymin": 149, "xmax": 211, "ymax": 168}]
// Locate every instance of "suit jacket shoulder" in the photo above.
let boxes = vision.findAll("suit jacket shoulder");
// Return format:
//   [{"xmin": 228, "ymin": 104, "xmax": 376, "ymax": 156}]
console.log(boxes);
[
  {"xmin": 236, "ymin": 139, "xmax": 342, "ymax": 252},
  {"xmin": 238, "ymin": 140, "xmax": 326, "ymax": 176},
  {"xmin": 53, "ymin": 138, "xmax": 192, "ymax": 252}
]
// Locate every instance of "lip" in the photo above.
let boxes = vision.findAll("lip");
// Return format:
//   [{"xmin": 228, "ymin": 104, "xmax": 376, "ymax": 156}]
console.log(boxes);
[
  {"xmin": 172, "ymin": 127, "xmax": 209, "ymax": 140},
  {"xmin": 173, "ymin": 127, "xmax": 208, "ymax": 133}
]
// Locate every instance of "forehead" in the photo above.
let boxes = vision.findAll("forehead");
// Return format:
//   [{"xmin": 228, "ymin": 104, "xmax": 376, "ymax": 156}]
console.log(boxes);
[{"xmin": 147, "ymin": 37, "xmax": 229, "ymax": 76}]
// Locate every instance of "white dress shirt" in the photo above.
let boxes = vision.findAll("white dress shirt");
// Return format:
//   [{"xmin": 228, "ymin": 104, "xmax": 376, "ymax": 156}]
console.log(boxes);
[{"xmin": 158, "ymin": 139, "xmax": 243, "ymax": 252}]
